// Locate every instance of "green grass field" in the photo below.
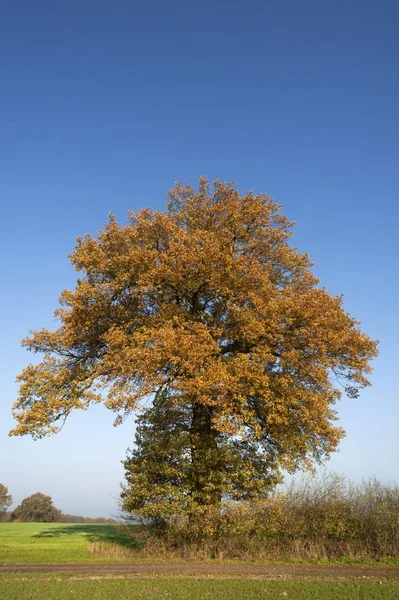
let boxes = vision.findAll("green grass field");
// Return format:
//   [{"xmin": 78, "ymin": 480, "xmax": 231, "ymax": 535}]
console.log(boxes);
[
  {"xmin": 0, "ymin": 522, "xmax": 134, "ymax": 564},
  {"xmin": 1, "ymin": 524, "xmax": 398, "ymax": 599},
  {"xmin": 0, "ymin": 576, "xmax": 398, "ymax": 600}
]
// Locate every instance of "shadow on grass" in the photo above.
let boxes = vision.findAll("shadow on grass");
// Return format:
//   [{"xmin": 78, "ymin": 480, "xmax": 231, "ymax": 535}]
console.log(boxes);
[{"xmin": 33, "ymin": 524, "xmax": 141, "ymax": 549}]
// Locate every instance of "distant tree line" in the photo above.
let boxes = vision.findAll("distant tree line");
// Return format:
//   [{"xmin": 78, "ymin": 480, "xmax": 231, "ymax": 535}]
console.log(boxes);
[
  {"xmin": 57, "ymin": 514, "xmax": 118, "ymax": 524},
  {"xmin": 0, "ymin": 484, "xmax": 117, "ymax": 523}
]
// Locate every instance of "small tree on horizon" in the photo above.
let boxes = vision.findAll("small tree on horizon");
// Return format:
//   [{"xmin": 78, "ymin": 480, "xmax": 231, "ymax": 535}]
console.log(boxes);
[
  {"xmin": 11, "ymin": 493, "xmax": 61, "ymax": 523},
  {"xmin": 10, "ymin": 178, "xmax": 378, "ymax": 522},
  {"xmin": 0, "ymin": 484, "xmax": 13, "ymax": 520}
]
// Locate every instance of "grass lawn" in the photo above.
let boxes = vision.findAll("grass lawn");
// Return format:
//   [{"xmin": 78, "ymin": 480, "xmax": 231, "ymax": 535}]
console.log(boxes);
[
  {"xmin": 0, "ymin": 577, "xmax": 398, "ymax": 600},
  {"xmin": 1, "ymin": 524, "xmax": 399, "ymax": 598},
  {"xmin": 0, "ymin": 522, "xmax": 135, "ymax": 564}
]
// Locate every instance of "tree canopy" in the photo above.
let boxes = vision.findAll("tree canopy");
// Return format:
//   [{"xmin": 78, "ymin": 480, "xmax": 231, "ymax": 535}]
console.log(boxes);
[
  {"xmin": 11, "ymin": 493, "xmax": 61, "ymax": 523},
  {"xmin": 11, "ymin": 178, "xmax": 377, "ymax": 513},
  {"xmin": 122, "ymin": 389, "xmax": 282, "ymax": 521}
]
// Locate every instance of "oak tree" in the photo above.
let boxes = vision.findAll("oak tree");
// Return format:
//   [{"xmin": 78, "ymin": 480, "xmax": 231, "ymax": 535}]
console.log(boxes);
[{"xmin": 11, "ymin": 179, "xmax": 377, "ymax": 515}]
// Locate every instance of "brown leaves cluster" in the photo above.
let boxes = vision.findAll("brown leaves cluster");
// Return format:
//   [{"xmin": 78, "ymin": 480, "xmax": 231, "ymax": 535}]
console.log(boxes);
[{"xmin": 11, "ymin": 178, "xmax": 377, "ymax": 470}]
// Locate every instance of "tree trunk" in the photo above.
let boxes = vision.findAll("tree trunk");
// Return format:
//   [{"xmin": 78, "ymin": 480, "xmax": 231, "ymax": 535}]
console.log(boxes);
[{"xmin": 190, "ymin": 402, "xmax": 222, "ymax": 509}]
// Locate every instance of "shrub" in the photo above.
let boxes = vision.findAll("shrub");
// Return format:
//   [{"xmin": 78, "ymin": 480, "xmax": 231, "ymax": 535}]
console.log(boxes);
[{"xmin": 121, "ymin": 474, "xmax": 399, "ymax": 560}]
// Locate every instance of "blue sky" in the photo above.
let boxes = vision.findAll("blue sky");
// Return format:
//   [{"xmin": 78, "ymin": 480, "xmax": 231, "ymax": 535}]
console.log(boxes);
[{"xmin": 1, "ymin": 0, "xmax": 398, "ymax": 517}]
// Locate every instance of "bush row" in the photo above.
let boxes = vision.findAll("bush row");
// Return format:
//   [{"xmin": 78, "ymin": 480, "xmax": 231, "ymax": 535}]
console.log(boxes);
[{"xmin": 122, "ymin": 474, "xmax": 399, "ymax": 560}]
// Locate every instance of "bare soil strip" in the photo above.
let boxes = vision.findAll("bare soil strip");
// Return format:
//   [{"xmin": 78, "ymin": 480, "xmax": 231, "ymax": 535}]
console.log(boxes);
[{"xmin": 1, "ymin": 563, "xmax": 398, "ymax": 582}]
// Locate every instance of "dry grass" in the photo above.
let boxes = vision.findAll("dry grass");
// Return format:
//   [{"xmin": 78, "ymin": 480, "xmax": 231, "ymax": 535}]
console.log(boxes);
[{"xmin": 87, "ymin": 542, "xmax": 137, "ymax": 559}]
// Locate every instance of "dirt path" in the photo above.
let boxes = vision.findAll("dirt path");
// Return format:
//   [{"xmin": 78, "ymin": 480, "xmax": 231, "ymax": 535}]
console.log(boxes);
[{"xmin": 1, "ymin": 563, "xmax": 399, "ymax": 582}]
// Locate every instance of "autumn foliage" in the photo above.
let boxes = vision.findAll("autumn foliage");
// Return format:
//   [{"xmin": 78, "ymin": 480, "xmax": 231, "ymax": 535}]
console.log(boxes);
[{"xmin": 11, "ymin": 178, "xmax": 377, "ymax": 518}]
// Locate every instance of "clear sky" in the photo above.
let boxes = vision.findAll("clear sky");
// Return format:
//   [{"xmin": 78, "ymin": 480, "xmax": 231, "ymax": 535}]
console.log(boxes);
[{"xmin": 1, "ymin": 0, "xmax": 398, "ymax": 517}]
